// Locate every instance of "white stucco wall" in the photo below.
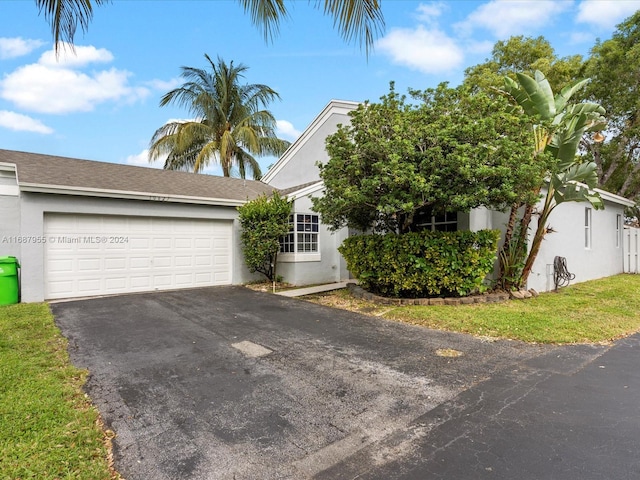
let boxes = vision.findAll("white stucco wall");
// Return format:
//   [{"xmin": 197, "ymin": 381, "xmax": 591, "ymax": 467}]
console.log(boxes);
[
  {"xmin": 468, "ymin": 199, "xmax": 627, "ymax": 293},
  {"xmin": 15, "ymin": 192, "xmax": 258, "ymax": 302},
  {"xmin": 0, "ymin": 168, "xmax": 21, "ymax": 259},
  {"xmin": 526, "ymin": 199, "xmax": 626, "ymax": 292},
  {"xmin": 277, "ymin": 193, "xmax": 349, "ymax": 286},
  {"xmin": 264, "ymin": 101, "xmax": 357, "ymax": 189}
]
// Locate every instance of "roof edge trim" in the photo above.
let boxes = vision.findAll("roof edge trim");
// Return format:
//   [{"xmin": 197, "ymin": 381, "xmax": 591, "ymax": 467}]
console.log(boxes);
[
  {"xmin": 284, "ymin": 181, "xmax": 324, "ymax": 199},
  {"xmin": 19, "ymin": 183, "xmax": 246, "ymax": 207}
]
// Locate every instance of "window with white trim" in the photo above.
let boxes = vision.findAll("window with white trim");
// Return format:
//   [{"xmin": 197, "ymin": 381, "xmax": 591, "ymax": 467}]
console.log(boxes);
[
  {"xmin": 280, "ymin": 214, "xmax": 319, "ymax": 253},
  {"xmin": 412, "ymin": 208, "xmax": 457, "ymax": 232},
  {"xmin": 585, "ymin": 207, "xmax": 592, "ymax": 249},
  {"xmin": 616, "ymin": 214, "xmax": 622, "ymax": 248}
]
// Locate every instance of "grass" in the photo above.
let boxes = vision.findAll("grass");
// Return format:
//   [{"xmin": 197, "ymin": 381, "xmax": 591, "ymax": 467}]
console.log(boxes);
[
  {"xmin": 0, "ymin": 303, "xmax": 118, "ymax": 480},
  {"xmin": 305, "ymin": 274, "xmax": 640, "ymax": 344}
]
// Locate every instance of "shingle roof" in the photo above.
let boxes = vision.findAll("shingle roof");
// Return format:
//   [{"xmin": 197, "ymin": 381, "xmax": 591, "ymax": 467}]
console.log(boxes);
[
  {"xmin": 278, "ymin": 181, "xmax": 323, "ymax": 196},
  {"xmin": 0, "ymin": 149, "xmax": 275, "ymax": 204}
]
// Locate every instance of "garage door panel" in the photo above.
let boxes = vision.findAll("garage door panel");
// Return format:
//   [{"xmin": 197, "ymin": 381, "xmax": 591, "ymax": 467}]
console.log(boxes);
[
  {"xmin": 104, "ymin": 258, "xmax": 126, "ymax": 270},
  {"xmin": 195, "ymin": 238, "xmax": 213, "ymax": 248},
  {"xmin": 130, "ymin": 276, "xmax": 151, "ymax": 288},
  {"xmin": 131, "ymin": 238, "xmax": 151, "ymax": 249},
  {"xmin": 48, "ymin": 258, "xmax": 74, "ymax": 273},
  {"xmin": 130, "ymin": 257, "xmax": 150, "ymax": 269},
  {"xmin": 44, "ymin": 214, "xmax": 232, "ymax": 300},
  {"xmin": 78, "ymin": 258, "xmax": 101, "ymax": 272},
  {"xmin": 195, "ymin": 272, "xmax": 213, "ymax": 283},
  {"xmin": 175, "ymin": 256, "xmax": 192, "ymax": 267},
  {"xmin": 175, "ymin": 238, "xmax": 192, "ymax": 249},
  {"xmin": 105, "ymin": 278, "xmax": 127, "ymax": 290},
  {"xmin": 77, "ymin": 278, "xmax": 101, "ymax": 293}
]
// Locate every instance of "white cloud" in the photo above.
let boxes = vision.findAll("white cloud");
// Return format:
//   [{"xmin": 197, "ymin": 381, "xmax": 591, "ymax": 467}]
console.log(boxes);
[
  {"xmin": 145, "ymin": 77, "xmax": 183, "ymax": 91},
  {"xmin": 377, "ymin": 25, "xmax": 464, "ymax": 74},
  {"xmin": 570, "ymin": 31, "xmax": 596, "ymax": 45},
  {"xmin": 125, "ymin": 149, "xmax": 165, "ymax": 169},
  {"xmin": 277, "ymin": 120, "xmax": 301, "ymax": 141},
  {"xmin": 415, "ymin": 2, "xmax": 448, "ymax": 24},
  {"xmin": 464, "ymin": 39, "xmax": 495, "ymax": 55},
  {"xmin": 0, "ymin": 45, "xmax": 149, "ymax": 114},
  {"xmin": 457, "ymin": 0, "xmax": 572, "ymax": 38},
  {"xmin": 0, "ymin": 110, "xmax": 53, "ymax": 134},
  {"xmin": 576, "ymin": 0, "xmax": 640, "ymax": 29},
  {"xmin": 38, "ymin": 43, "xmax": 114, "ymax": 67},
  {"xmin": 0, "ymin": 37, "xmax": 45, "ymax": 59}
]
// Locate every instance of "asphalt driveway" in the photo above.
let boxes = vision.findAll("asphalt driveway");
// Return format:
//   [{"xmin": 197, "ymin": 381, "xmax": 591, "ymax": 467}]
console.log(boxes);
[{"xmin": 51, "ymin": 286, "xmax": 638, "ymax": 479}]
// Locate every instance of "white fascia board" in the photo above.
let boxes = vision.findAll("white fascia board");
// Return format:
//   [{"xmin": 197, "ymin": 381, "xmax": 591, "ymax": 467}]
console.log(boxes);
[
  {"xmin": 262, "ymin": 99, "xmax": 359, "ymax": 184},
  {"xmin": 594, "ymin": 188, "xmax": 636, "ymax": 207},
  {"xmin": 0, "ymin": 162, "xmax": 17, "ymax": 172},
  {"xmin": 542, "ymin": 182, "xmax": 636, "ymax": 208},
  {"xmin": 19, "ymin": 183, "xmax": 246, "ymax": 207},
  {"xmin": 284, "ymin": 181, "xmax": 324, "ymax": 200}
]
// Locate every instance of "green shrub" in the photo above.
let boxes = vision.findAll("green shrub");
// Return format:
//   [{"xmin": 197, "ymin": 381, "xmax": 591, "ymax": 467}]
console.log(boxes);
[
  {"xmin": 238, "ymin": 192, "xmax": 292, "ymax": 282},
  {"xmin": 339, "ymin": 229, "xmax": 500, "ymax": 297}
]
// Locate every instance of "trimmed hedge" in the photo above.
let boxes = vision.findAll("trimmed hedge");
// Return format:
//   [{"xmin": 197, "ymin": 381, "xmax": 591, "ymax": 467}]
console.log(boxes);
[{"xmin": 339, "ymin": 229, "xmax": 500, "ymax": 298}]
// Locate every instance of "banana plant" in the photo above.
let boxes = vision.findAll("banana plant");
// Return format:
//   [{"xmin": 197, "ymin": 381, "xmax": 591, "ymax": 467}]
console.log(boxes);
[{"xmin": 498, "ymin": 70, "xmax": 607, "ymax": 288}]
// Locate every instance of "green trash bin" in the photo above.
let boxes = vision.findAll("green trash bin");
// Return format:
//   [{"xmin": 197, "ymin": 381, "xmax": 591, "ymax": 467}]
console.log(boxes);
[{"xmin": 0, "ymin": 256, "xmax": 20, "ymax": 305}]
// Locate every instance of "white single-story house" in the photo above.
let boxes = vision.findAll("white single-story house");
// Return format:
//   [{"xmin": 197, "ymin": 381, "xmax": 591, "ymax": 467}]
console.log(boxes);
[
  {"xmin": 263, "ymin": 100, "xmax": 636, "ymax": 294},
  {"xmin": 0, "ymin": 100, "xmax": 634, "ymax": 302}
]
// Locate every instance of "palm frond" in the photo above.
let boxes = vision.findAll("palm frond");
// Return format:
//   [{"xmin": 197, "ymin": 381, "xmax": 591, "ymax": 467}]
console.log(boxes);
[
  {"xmin": 238, "ymin": 0, "xmax": 288, "ymax": 42},
  {"xmin": 35, "ymin": 0, "xmax": 109, "ymax": 53},
  {"xmin": 318, "ymin": 0, "xmax": 385, "ymax": 55}
]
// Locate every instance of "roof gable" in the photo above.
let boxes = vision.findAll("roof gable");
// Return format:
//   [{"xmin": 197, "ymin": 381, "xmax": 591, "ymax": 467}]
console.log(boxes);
[{"xmin": 262, "ymin": 99, "xmax": 358, "ymax": 186}]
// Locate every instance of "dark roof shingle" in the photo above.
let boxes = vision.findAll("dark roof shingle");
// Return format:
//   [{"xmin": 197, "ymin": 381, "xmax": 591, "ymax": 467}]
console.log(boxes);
[{"xmin": 0, "ymin": 149, "xmax": 275, "ymax": 203}]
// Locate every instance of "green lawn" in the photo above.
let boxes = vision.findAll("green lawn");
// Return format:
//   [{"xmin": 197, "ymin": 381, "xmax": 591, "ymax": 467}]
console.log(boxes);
[
  {"xmin": 307, "ymin": 274, "xmax": 640, "ymax": 344},
  {"xmin": 0, "ymin": 303, "xmax": 117, "ymax": 480},
  {"xmin": 388, "ymin": 274, "xmax": 640, "ymax": 343}
]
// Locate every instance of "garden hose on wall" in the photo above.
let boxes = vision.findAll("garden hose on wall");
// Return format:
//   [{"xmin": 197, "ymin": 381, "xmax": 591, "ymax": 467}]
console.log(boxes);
[{"xmin": 554, "ymin": 256, "xmax": 575, "ymax": 290}]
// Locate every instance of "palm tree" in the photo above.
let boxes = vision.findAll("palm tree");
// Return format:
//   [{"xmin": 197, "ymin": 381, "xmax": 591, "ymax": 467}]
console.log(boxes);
[
  {"xmin": 148, "ymin": 54, "xmax": 289, "ymax": 180},
  {"xmin": 36, "ymin": 0, "xmax": 384, "ymax": 55}
]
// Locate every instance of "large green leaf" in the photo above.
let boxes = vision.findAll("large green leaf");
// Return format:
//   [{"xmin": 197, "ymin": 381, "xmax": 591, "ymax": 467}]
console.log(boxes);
[
  {"xmin": 515, "ymin": 71, "xmax": 555, "ymax": 120},
  {"xmin": 502, "ymin": 76, "xmax": 536, "ymax": 115},
  {"xmin": 554, "ymin": 77, "xmax": 590, "ymax": 112}
]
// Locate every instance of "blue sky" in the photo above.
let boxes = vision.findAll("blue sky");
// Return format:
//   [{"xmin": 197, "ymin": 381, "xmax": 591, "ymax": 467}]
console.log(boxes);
[{"xmin": 1, "ymin": 0, "xmax": 639, "ymax": 176}]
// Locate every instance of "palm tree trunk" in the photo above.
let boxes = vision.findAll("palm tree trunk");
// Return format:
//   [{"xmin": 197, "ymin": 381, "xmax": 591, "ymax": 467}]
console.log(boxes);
[
  {"xmin": 498, "ymin": 202, "xmax": 520, "ymax": 284},
  {"xmin": 520, "ymin": 188, "xmax": 555, "ymax": 287}
]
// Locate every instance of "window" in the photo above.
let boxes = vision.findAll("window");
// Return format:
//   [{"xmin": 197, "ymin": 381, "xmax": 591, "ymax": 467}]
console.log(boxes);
[
  {"xmin": 280, "ymin": 214, "xmax": 319, "ymax": 254},
  {"xmin": 616, "ymin": 214, "xmax": 622, "ymax": 248},
  {"xmin": 412, "ymin": 208, "xmax": 457, "ymax": 232},
  {"xmin": 585, "ymin": 207, "xmax": 592, "ymax": 249}
]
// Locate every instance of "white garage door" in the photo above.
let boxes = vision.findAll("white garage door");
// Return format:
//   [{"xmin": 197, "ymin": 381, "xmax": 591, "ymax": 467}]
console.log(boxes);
[{"xmin": 44, "ymin": 213, "xmax": 232, "ymax": 300}]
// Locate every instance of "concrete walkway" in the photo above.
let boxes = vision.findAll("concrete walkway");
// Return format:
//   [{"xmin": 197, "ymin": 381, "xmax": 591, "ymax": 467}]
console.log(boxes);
[{"xmin": 275, "ymin": 281, "xmax": 353, "ymax": 297}]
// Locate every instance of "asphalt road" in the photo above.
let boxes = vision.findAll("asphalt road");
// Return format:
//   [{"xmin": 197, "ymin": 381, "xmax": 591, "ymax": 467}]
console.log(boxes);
[{"xmin": 51, "ymin": 286, "xmax": 639, "ymax": 479}]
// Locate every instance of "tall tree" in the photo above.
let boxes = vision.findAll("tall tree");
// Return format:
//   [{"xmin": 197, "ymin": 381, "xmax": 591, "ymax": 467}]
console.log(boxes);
[
  {"xmin": 312, "ymin": 83, "xmax": 541, "ymax": 234},
  {"xmin": 36, "ymin": 0, "xmax": 384, "ymax": 55},
  {"xmin": 583, "ymin": 11, "xmax": 640, "ymax": 201},
  {"xmin": 463, "ymin": 36, "xmax": 583, "ymax": 94},
  {"xmin": 148, "ymin": 55, "xmax": 289, "ymax": 180}
]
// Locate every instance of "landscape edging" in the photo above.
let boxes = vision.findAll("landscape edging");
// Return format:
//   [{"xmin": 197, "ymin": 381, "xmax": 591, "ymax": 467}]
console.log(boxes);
[{"xmin": 346, "ymin": 282, "xmax": 510, "ymax": 306}]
